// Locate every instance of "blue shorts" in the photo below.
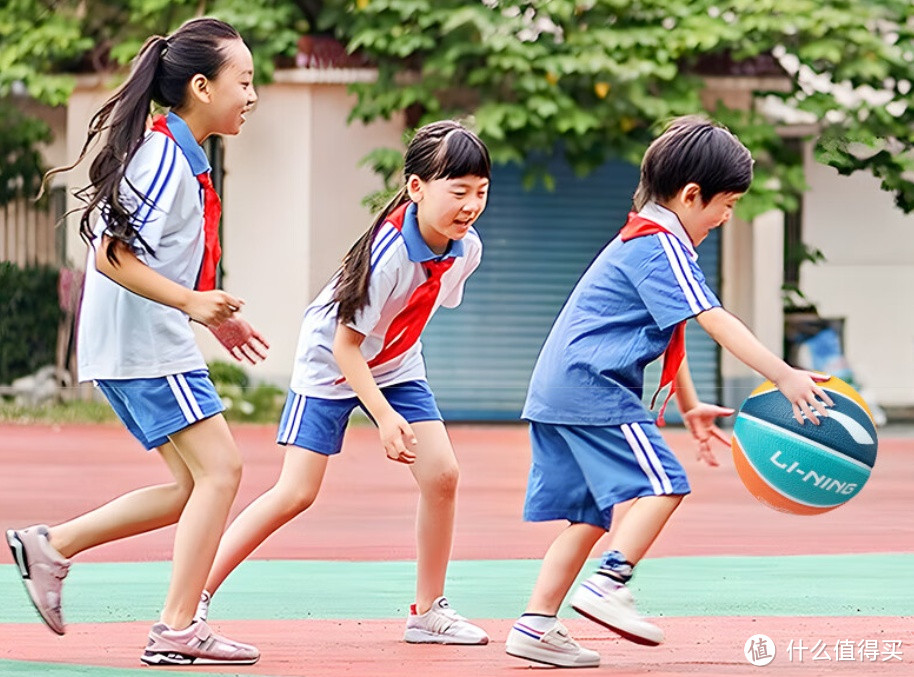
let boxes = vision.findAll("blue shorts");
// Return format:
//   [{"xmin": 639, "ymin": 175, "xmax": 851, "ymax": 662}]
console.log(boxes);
[
  {"xmin": 524, "ymin": 421, "xmax": 691, "ymax": 530},
  {"xmin": 276, "ymin": 380, "xmax": 442, "ymax": 455},
  {"xmin": 96, "ymin": 370, "xmax": 225, "ymax": 451}
]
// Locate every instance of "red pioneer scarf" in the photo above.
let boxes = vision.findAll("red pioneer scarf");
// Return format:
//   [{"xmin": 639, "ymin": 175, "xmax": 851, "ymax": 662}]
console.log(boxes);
[
  {"xmin": 150, "ymin": 115, "xmax": 222, "ymax": 291},
  {"xmin": 620, "ymin": 212, "xmax": 688, "ymax": 426}
]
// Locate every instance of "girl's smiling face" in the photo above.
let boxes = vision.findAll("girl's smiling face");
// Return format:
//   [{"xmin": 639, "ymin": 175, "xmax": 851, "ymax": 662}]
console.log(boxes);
[
  {"xmin": 408, "ymin": 174, "xmax": 490, "ymax": 254},
  {"xmin": 205, "ymin": 38, "xmax": 257, "ymax": 136},
  {"xmin": 179, "ymin": 37, "xmax": 257, "ymax": 140}
]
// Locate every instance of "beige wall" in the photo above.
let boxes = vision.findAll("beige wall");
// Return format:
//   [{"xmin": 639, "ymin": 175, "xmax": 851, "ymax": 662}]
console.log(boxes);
[
  {"xmin": 193, "ymin": 80, "xmax": 403, "ymax": 384},
  {"xmin": 57, "ymin": 75, "xmax": 403, "ymax": 386},
  {"xmin": 719, "ymin": 212, "xmax": 785, "ymax": 407},
  {"xmin": 63, "ymin": 79, "xmax": 111, "ymax": 269},
  {"xmin": 801, "ymin": 143, "xmax": 914, "ymax": 406}
]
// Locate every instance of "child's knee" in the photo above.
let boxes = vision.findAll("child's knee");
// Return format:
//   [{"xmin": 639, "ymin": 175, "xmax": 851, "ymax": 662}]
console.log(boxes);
[
  {"xmin": 205, "ymin": 454, "xmax": 243, "ymax": 494},
  {"xmin": 278, "ymin": 486, "xmax": 319, "ymax": 517},
  {"xmin": 423, "ymin": 464, "xmax": 459, "ymax": 498}
]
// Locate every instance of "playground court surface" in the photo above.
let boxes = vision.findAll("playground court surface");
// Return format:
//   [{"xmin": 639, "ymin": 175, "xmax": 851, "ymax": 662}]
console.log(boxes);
[{"xmin": 1, "ymin": 422, "xmax": 911, "ymax": 676}]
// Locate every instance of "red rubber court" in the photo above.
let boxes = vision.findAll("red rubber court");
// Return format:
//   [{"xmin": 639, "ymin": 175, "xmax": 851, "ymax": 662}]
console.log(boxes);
[{"xmin": 1, "ymin": 422, "xmax": 912, "ymax": 676}]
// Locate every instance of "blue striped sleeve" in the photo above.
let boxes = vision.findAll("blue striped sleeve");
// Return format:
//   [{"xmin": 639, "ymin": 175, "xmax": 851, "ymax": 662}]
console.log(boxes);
[
  {"xmin": 631, "ymin": 235, "xmax": 721, "ymax": 330},
  {"xmin": 118, "ymin": 133, "xmax": 183, "ymax": 253}
]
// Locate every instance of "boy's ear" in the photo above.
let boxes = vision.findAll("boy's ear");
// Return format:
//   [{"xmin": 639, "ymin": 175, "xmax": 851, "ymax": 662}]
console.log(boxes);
[
  {"xmin": 405, "ymin": 174, "xmax": 424, "ymax": 202},
  {"xmin": 679, "ymin": 182, "xmax": 702, "ymax": 206}
]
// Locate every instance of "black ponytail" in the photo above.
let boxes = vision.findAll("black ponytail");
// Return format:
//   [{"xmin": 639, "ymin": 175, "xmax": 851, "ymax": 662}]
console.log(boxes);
[
  {"xmin": 42, "ymin": 18, "xmax": 241, "ymax": 264},
  {"xmin": 332, "ymin": 120, "xmax": 490, "ymax": 325}
]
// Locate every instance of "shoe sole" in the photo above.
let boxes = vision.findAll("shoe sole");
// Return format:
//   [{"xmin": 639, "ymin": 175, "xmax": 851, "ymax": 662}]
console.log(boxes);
[
  {"xmin": 141, "ymin": 651, "xmax": 259, "ymax": 666},
  {"xmin": 403, "ymin": 629, "xmax": 489, "ymax": 645},
  {"xmin": 506, "ymin": 646, "xmax": 600, "ymax": 668},
  {"xmin": 571, "ymin": 602, "xmax": 662, "ymax": 646},
  {"xmin": 5, "ymin": 529, "xmax": 65, "ymax": 636}
]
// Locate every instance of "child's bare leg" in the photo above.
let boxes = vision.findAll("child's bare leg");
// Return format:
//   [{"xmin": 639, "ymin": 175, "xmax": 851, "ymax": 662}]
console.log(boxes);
[
  {"xmin": 526, "ymin": 522, "xmax": 605, "ymax": 615},
  {"xmin": 47, "ymin": 442, "xmax": 194, "ymax": 559},
  {"xmin": 408, "ymin": 420, "xmax": 459, "ymax": 613},
  {"xmin": 605, "ymin": 494, "xmax": 683, "ymax": 567},
  {"xmin": 159, "ymin": 415, "xmax": 242, "ymax": 630},
  {"xmin": 205, "ymin": 448, "xmax": 328, "ymax": 595}
]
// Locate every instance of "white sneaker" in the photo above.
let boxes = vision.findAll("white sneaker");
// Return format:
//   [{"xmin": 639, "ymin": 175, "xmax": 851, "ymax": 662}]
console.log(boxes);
[
  {"xmin": 403, "ymin": 596, "xmax": 489, "ymax": 645},
  {"xmin": 570, "ymin": 574, "xmax": 664, "ymax": 645},
  {"xmin": 194, "ymin": 590, "xmax": 211, "ymax": 622},
  {"xmin": 506, "ymin": 618, "xmax": 600, "ymax": 668}
]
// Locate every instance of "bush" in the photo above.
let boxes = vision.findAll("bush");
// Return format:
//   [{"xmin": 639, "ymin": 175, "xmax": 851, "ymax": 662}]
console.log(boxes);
[
  {"xmin": 0, "ymin": 263, "xmax": 61, "ymax": 384},
  {"xmin": 207, "ymin": 360, "xmax": 284, "ymax": 423}
]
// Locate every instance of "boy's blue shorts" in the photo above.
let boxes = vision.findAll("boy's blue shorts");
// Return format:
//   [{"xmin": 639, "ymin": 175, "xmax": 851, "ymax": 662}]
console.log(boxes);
[
  {"xmin": 276, "ymin": 380, "xmax": 442, "ymax": 455},
  {"xmin": 96, "ymin": 369, "xmax": 225, "ymax": 451},
  {"xmin": 523, "ymin": 421, "xmax": 691, "ymax": 530}
]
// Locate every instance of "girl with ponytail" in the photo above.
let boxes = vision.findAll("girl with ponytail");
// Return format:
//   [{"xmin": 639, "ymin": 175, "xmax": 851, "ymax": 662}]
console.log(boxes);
[
  {"xmin": 7, "ymin": 17, "xmax": 264, "ymax": 666},
  {"xmin": 199, "ymin": 120, "xmax": 493, "ymax": 645}
]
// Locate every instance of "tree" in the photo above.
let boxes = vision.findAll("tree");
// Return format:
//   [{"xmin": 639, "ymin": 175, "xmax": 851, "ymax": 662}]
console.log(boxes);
[
  {"xmin": 319, "ymin": 0, "xmax": 914, "ymax": 218},
  {"xmin": 0, "ymin": 0, "xmax": 311, "ymax": 205},
  {"xmin": 4, "ymin": 1, "xmax": 914, "ymax": 218}
]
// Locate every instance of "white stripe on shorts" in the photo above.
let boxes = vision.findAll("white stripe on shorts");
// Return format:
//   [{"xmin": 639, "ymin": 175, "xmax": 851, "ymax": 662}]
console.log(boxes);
[
  {"xmin": 166, "ymin": 375, "xmax": 196, "ymax": 424},
  {"xmin": 176, "ymin": 374, "xmax": 205, "ymax": 419},
  {"xmin": 280, "ymin": 394, "xmax": 305, "ymax": 444},
  {"xmin": 631, "ymin": 422, "xmax": 674, "ymax": 494},
  {"xmin": 621, "ymin": 424, "xmax": 667, "ymax": 494}
]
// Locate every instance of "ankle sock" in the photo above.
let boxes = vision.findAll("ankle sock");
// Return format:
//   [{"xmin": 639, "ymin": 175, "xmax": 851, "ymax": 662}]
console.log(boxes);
[
  {"xmin": 596, "ymin": 549, "xmax": 633, "ymax": 583},
  {"xmin": 518, "ymin": 613, "xmax": 558, "ymax": 632}
]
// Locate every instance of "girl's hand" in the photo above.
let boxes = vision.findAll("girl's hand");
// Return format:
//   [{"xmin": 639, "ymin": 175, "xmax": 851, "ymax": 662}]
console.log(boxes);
[
  {"xmin": 774, "ymin": 369, "xmax": 833, "ymax": 425},
  {"xmin": 378, "ymin": 411, "xmax": 418, "ymax": 465},
  {"xmin": 185, "ymin": 290, "xmax": 244, "ymax": 326},
  {"xmin": 681, "ymin": 403, "xmax": 734, "ymax": 467},
  {"xmin": 209, "ymin": 316, "xmax": 270, "ymax": 364}
]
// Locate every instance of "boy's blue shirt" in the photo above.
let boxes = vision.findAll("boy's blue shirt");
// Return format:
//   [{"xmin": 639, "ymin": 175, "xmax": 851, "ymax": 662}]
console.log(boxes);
[{"xmin": 522, "ymin": 203, "xmax": 721, "ymax": 426}]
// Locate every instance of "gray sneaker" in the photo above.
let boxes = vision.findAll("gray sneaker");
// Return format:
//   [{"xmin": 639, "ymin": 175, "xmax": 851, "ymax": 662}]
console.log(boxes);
[
  {"xmin": 506, "ymin": 618, "xmax": 600, "ymax": 668},
  {"xmin": 570, "ymin": 574, "xmax": 664, "ymax": 645},
  {"xmin": 140, "ymin": 619, "xmax": 260, "ymax": 666},
  {"xmin": 6, "ymin": 525, "xmax": 70, "ymax": 635}
]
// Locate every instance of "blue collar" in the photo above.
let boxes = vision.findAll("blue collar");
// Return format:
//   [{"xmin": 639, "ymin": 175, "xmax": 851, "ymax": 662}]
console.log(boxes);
[
  {"xmin": 166, "ymin": 111, "xmax": 211, "ymax": 176},
  {"xmin": 400, "ymin": 202, "xmax": 465, "ymax": 262}
]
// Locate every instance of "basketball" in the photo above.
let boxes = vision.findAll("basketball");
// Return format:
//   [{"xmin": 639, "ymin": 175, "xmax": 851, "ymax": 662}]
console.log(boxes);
[{"xmin": 731, "ymin": 376, "xmax": 878, "ymax": 515}]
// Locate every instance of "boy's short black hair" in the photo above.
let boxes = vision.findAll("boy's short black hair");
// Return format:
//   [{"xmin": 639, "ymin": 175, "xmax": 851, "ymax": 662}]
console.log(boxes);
[{"xmin": 633, "ymin": 115, "xmax": 753, "ymax": 210}]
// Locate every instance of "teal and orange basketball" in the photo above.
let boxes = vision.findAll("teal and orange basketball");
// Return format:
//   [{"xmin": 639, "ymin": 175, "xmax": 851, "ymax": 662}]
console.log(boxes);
[{"xmin": 731, "ymin": 376, "xmax": 877, "ymax": 515}]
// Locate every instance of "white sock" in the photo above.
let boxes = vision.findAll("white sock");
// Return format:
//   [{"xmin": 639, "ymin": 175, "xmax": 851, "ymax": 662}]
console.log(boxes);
[{"xmin": 517, "ymin": 614, "xmax": 558, "ymax": 633}]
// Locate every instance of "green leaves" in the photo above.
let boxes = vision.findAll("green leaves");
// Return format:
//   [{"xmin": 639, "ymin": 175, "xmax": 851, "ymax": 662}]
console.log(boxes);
[
  {"xmin": 323, "ymin": 0, "xmax": 914, "ymax": 215},
  {"xmin": 4, "ymin": 0, "xmax": 914, "ymax": 215},
  {"xmin": 0, "ymin": 100, "xmax": 50, "ymax": 207}
]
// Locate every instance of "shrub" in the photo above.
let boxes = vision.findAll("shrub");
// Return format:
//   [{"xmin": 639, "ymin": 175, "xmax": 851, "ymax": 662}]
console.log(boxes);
[
  {"xmin": 207, "ymin": 360, "xmax": 284, "ymax": 423},
  {"xmin": 0, "ymin": 263, "xmax": 61, "ymax": 384}
]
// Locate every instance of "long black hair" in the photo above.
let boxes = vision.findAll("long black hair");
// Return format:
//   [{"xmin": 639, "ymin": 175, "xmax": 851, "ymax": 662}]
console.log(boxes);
[
  {"xmin": 43, "ymin": 18, "xmax": 241, "ymax": 264},
  {"xmin": 333, "ymin": 120, "xmax": 491, "ymax": 325},
  {"xmin": 632, "ymin": 115, "xmax": 753, "ymax": 210}
]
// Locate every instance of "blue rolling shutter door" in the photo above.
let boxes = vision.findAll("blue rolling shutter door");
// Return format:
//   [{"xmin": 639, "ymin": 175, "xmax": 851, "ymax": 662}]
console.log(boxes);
[{"xmin": 423, "ymin": 157, "xmax": 720, "ymax": 421}]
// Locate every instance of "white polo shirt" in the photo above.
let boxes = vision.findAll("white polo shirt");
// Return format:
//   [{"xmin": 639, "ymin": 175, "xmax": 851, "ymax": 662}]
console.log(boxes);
[
  {"xmin": 78, "ymin": 113, "xmax": 210, "ymax": 381},
  {"xmin": 290, "ymin": 202, "xmax": 483, "ymax": 399}
]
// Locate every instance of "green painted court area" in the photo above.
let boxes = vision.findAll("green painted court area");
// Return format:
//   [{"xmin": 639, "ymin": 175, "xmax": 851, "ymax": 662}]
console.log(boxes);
[
  {"xmin": 2, "ymin": 553, "xmax": 911, "ymax": 626},
  {"xmin": 0, "ymin": 660, "xmax": 229, "ymax": 677}
]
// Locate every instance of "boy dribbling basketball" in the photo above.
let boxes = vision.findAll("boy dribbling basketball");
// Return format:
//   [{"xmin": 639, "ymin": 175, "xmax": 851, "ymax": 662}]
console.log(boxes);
[{"xmin": 507, "ymin": 116, "xmax": 832, "ymax": 668}]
